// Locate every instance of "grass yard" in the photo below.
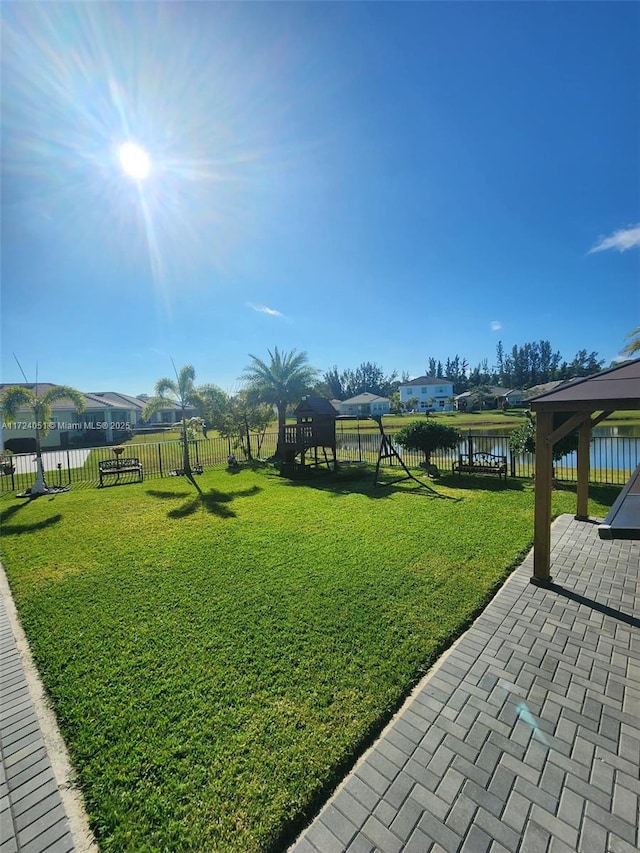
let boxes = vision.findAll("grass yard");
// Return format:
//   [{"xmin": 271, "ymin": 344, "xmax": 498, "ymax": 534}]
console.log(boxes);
[{"xmin": 0, "ymin": 466, "xmax": 619, "ymax": 852}]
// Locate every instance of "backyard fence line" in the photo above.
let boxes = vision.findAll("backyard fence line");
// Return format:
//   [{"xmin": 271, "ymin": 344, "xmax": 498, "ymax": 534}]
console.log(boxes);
[{"xmin": 1, "ymin": 433, "xmax": 637, "ymax": 495}]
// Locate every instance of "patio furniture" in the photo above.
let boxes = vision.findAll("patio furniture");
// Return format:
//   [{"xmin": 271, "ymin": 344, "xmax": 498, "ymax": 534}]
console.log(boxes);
[
  {"xmin": 453, "ymin": 451, "xmax": 507, "ymax": 480},
  {"xmin": 98, "ymin": 457, "xmax": 143, "ymax": 487}
]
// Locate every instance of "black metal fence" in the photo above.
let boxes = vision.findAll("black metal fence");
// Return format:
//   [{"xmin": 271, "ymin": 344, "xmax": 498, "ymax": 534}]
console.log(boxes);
[{"xmin": 1, "ymin": 431, "xmax": 637, "ymax": 495}]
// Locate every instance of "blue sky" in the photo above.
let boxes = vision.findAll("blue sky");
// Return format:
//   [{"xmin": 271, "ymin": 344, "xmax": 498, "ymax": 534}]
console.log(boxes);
[{"xmin": 2, "ymin": 1, "xmax": 639, "ymax": 396}]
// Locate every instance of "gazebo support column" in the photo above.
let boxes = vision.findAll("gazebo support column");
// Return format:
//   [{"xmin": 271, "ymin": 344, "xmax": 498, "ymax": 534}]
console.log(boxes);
[
  {"xmin": 532, "ymin": 410, "xmax": 554, "ymax": 585},
  {"xmin": 575, "ymin": 419, "xmax": 591, "ymax": 520}
]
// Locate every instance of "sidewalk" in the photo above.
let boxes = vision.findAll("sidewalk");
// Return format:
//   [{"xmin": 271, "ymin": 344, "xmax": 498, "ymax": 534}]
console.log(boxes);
[
  {"xmin": 0, "ymin": 569, "xmax": 94, "ymax": 853},
  {"xmin": 290, "ymin": 515, "xmax": 640, "ymax": 853}
]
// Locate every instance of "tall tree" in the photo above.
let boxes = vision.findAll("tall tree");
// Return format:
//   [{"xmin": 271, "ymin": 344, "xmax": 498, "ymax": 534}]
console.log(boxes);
[
  {"xmin": 143, "ymin": 364, "xmax": 202, "ymax": 479},
  {"xmin": 242, "ymin": 347, "xmax": 318, "ymax": 459},
  {"xmin": 323, "ymin": 362, "xmax": 398, "ymax": 399},
  {"xmin": 200, "ymin": 385, "xmax": 273, "ymax": 460},
  {"xmin": 395, "ymin": 420, "xmax": 461, "ymax": 471},
  {"xmin": 1, "ymin": 383, "xmax": 86, "ymax": 495},
  {"xmin": 322, "ymin": 366, "xmax": 344, "ymax": 399}
]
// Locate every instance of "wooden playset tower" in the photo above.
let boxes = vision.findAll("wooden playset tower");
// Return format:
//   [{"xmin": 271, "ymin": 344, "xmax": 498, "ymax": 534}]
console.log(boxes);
[{"xmin": 280, "ymin": 396, "xmax": 338, "ymax": 475}]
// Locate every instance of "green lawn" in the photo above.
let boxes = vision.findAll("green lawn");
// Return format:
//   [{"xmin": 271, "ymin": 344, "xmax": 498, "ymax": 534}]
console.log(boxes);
[{"xmin": 0, "ymin": 466, "xmax": 619, "ymax": 852}]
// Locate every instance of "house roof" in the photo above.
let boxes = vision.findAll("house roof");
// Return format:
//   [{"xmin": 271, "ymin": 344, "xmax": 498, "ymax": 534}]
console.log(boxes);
[
  {"xmin": 340, "ymin": 392, "xmax": 390, "ymax": 405},
  {"xmin": 400, "ymin": 375, "xmax": 449, "ymax": 387},
  {"xmin": 522, "ymin": 380, "xmax": 568, "ymax": 400},
  {"xmin": 455, "ymin": 386, "xmax": 506, "ymax": 399},
  {"xmin": 90, "ymin": 392, "xmax": 146, "ymax": 410},
  {"xmin": 0, "ymin": 383, "xmax": 124, "ymax": 411},
  {"xmin": 529, "ymin": 358, "xmax": 640, "ymax": 412}
]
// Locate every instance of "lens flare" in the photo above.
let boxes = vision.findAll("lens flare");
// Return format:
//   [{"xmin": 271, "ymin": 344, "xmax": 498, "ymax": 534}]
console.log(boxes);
[{"xmin": 119, "ymin": 142, "xmax": 151, "ymax": 180}]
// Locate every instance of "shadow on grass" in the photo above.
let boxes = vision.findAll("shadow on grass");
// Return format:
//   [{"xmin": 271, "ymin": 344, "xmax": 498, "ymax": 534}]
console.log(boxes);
[
  {"xmin": 553, "ymin": 481, "xmax": 621, "ymax": 508},
  {"xmin": 2, "ymin": 512, "xmax": 63, "ymax": 535},
  {"xmin": 438, "ymin": 473, "xmax": 526, "ymax": 492},
  {"xmin": 146, "ymin": 489, "xmax": 192, "ymax": 499},
  {"xmin": 280, "ymin": 466, "xmax": 460, "ymax": 500},
  {"xmin": 152, "ymin": 485, "xmax": 263, "ymax": 519}
]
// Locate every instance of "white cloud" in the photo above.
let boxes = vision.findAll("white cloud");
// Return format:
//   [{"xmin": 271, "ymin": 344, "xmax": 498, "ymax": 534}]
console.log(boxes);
[
  {"xmin": 490, "ymin": 321, "xmax": 502, "ymax": 332},
  {"xmin": 588, "ymin": 224, "xmax": 640, "ymax": 254},
  {"xmin": 247, "ymin": 302, "xmax": 285, "ymax": 318}
]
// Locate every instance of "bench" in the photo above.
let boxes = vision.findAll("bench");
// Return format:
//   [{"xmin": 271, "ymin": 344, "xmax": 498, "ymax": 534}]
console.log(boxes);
[
  {"xmin": 453, "ymin": 452, "xmax": 507, "ymax": 481},
  {"xmin": 98, "ymin": 458, "xmax": 143, "ymax": 487}
]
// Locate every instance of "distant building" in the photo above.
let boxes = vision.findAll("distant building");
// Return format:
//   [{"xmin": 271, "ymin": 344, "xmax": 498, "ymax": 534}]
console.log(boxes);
[
  {"xmin": 0, "ymin": 384, "xmax": 141, "ymax": 452},
  {"xmin": 338, "ymin": 392, "xmax": 391, "ymax": 417},
  {"xmin": 398, "ymin": 376, "xmax": 455, "ymax": 412}
]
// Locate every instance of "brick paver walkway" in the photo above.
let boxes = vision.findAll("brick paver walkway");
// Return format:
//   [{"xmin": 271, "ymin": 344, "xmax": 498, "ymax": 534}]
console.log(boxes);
[
  {"xmin": 290, "ymin": 515, "xmax": 640, "ymax": 853},
  {"xmin": 0, "ymin": 590, "xmax": 76, "ymax": 852}
]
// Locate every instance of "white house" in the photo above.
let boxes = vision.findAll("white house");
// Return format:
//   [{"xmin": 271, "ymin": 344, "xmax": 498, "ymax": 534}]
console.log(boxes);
[
  {"xmin": 338, "ymin": 392, "xmax": 391, "ymax": 417},
  {"xmin": 398, "ymin": 376, "xmax": 455, "ymax": 412}
]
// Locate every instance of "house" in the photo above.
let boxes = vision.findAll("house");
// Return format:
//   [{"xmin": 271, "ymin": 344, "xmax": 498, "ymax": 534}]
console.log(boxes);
[
  {"xmin": 0, "ymin": 384, "xmax": 141, "ymax": 452},
  {"xmin": 338, "ymin": 392, "xmax": 391, "ymax": 417},
  {"xmin": 398, "ymin": 376, "xmax": 455, "ymax": 412},
  {"xmin": 134, "ymin": 394, "xmax": 197, "ymax": 426},
  {"xmin": 454, "ymin": 386, "xmax": 511, "ymax": 412}
]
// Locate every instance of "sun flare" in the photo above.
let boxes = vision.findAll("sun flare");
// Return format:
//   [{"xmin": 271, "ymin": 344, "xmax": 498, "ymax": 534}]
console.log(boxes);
[{"xmin": 118, "ymin": 141, "xmax": 151, "ymax": 180}]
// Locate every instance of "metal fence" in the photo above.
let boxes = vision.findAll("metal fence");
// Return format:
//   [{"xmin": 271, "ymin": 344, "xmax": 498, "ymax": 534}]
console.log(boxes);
[{"xmin": 1, "ymin": 431, "xmax": 638, "ymax": 495}]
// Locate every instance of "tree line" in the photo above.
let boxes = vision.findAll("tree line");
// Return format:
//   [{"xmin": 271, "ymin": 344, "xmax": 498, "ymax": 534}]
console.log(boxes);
[
  {"xmin": 318, "ymin": 340, "xmax": 609, "ymax": 400},
  {"xmin": 425, "ymin": 341, "xmax": 605, "ymax": 394}
]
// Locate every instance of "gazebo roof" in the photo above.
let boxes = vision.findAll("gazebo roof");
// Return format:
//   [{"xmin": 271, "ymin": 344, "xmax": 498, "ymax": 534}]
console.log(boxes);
[{"xmin": 529, "ymin": 358, "xmax": 640, "ymax": 412}]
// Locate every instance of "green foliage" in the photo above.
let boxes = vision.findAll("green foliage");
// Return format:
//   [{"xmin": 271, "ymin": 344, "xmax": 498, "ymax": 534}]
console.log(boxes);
[
  {"xmin": 323, "ymin": 361, "xmax": 399, "ymax": 399},
  {"xmin": 200, "ymin": 385, "xmax": 273, "ymax": 459},
  {"xmin": 242, "ymin": 347, "xmax": 318, "ymax": 456},
  {"xmin": 143, "ymin": 364, "xmax": 202, "ymax": 476},
  {"xmin": 395, "ymin": 420, "xmax": 461, "ymax": 465},
  {"xmin": 142, "ymin": 364, "xmax": 201, "ymax": 422},
  {"xmin": 0, "ymin": 384, "xmax": 86, "ymax": 437},
  {"xmin": 508, "ymin": 415, "xmax": 580, "ymax": 461},
  {"xmin": 622, "ymin": 327, "xmax": 640, "ymax": 356}
]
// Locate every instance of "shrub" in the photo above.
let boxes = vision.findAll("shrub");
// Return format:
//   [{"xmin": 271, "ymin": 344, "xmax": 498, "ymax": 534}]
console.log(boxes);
[
  {"xmin": 395, "ymin": 420, "xmax": 462, "ymax": 467},
  {"xmin": 509, "ymin": 414, "xmax": 579, "ymax": 461}
]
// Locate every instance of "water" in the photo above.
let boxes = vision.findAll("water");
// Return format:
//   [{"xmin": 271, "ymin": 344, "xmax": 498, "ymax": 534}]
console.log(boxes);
[{"xmin": 464, "ymin": 433, "xmax": 640, "ymax": 475}]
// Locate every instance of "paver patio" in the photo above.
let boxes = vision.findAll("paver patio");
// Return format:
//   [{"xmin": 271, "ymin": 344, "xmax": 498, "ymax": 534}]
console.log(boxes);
[{"xmin": 290, "ymin": 515, "xmax": 640, "ymax": 853}]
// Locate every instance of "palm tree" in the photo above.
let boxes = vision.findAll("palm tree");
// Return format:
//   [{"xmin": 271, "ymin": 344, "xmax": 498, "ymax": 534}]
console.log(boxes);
[
  {"xmin": 143, "ymin": 364, "xmax": 202, "ymax": 478},
  {"xmin": 622, "ymin": 327, "xmax": 640, "ymax": 356},
  {"xmin": 241, "ymin": 347, "xmax": 318, "ymax": 459},
  {"xmin": 0, "ymin": 384, "xmax": 86, "ymax": 495}
]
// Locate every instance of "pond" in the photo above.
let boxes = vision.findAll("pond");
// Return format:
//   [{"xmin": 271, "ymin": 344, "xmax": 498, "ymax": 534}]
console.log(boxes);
[{"xmin": 461, "ymin": 433, "xmax": 640, "ymax": 475}]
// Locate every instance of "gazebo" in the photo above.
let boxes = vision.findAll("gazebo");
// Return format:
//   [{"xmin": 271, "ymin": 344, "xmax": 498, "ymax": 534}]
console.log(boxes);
[{"xmin": 529, "ymin": 357, "xmax": 640, "ymax": 584}]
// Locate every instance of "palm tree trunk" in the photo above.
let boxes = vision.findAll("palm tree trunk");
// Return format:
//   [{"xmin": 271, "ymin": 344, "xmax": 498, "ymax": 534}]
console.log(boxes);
[
  {"xmin": 276, "ymin": 403, "xmax": 287, "ymax": 459},
  {"xmin": 180, "ymin": 405, "xmax": 192, "ymax": 476},
  {"xmin": 31, "ymin": 425, "xmax": 49, "ymax": 495}
]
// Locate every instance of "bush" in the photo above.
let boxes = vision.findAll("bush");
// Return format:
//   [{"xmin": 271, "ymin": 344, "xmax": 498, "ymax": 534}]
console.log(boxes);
[
  {"xmin": 509, "ymin": 414, "xmax": 579, "ymax": 461},
  {"xmin": 395, "ymin": 420, "xmax": 462, "ymax": 467}
]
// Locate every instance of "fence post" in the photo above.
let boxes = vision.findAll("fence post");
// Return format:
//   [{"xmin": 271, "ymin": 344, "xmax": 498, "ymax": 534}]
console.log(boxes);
[
  {"xmin": 158, "ymin": 443, "xmax": 163, "ymax": 477},
  {"xmin": 357, "ymin": 423, "xmax": 362, "ymax": 462}
]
